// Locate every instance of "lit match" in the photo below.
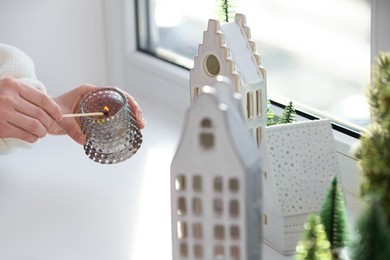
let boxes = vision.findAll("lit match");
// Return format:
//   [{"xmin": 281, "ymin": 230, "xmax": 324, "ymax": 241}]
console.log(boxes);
[
  {"xmin": 62, "ymin": 112, "xmax": 106, "ymax": 118},
  {"xmin": 62, "ymin": 105, "xmax": 110, "ymax": 118},
  {"xmin": 63, "ymin": 108, "xmax": 109, "ymax": 118}
]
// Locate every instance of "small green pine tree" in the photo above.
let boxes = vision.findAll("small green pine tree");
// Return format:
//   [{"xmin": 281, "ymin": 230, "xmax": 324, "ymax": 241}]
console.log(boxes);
[
  {"xmin": 366, "ymin": 53, "xmax": 390, "ymax": 126},
  {"xmin": 278, "ymin": 101, "xmax": 296, "ymax": 124},
  {"xmin": 350, "ymin": 194, "xmax": 390, "ymax": 260},
  {"xmin": 320, "ymin": 177, "xmax": 349, "ymax": 258},
  {"xmin": 295, "ymin": 214, "xmax": 332, "ymax": 260},
  {"xmin": 354, "ymin": 52, "xmax": 390, "ymax": 225},
  {"xmin": 267, "ymin": 100, "xmax": 278, "ymax": 126},
  {"xmin": 267, "ymin": 101, "xmax": 296, "ymax": 126},
  {"xmin": 216, "ymin": 0, "xmax": 238, "ymax": 23}
]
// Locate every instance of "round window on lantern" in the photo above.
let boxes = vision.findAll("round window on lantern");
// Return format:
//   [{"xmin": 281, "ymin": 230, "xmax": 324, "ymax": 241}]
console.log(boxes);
[{"xmin": 204, "ymin": 54, "xmax": 220, "ymax": 76}]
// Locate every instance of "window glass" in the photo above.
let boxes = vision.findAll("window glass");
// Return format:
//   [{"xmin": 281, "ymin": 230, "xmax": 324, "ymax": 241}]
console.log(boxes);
[
  {"xmin": 174, "ymin": 175, "xmax": 186, "ymax": 191},
  {"xmin": 193, "ymin": 175, "xmax": 202, "ymax": 191},
  {"xmin": 194, "ymin": 244, "xmax": 203, "ymax": 258},
  {"xmin": 177, "ymin": 197, "xmax": 186, "ymax": 215},
  {"xmin": 229, "ymin": 178, "xmax": 239, "ymax": 192},
  {"xmin": 137, "ymin": 0, "xmax": 371, "ymax": 132},
  {"xmin": 229, "ymin": 199, "xmax": 239, "ymax": 217},
  {"xmin": 180, "ymin": 243, "xmax": 188, "ymax": 257},
  {"xmin": 200, "ymin": 133, "xmax": 214, "ymax": 149},
  {"xmin": 192, "ymin": 222, "xmax": 203, "ymax": 239},
  {"xmin": 192, "ymin": 197, "xmax": 203, "ymax": 215},
  {"xmin": 213, "ymin": 198, "xmax": 223, "ymax": 216},
  {"xmin": 214, "ymin": 176, "xmax": 223, "ymax": 192},
  {"xmin": 177, "ymin": 220, "xmax": 187, "ymax": 239},
  {"xmin": 214, "ymin": 245, "xmax": 224, "ymax": 257},
  {"xmin": 214, "ymin": 224, "xmax": 225, "ymax": 240},
  {"xmin": 230, "ymin": 225, "xmax": 240, "ymax": 240}
]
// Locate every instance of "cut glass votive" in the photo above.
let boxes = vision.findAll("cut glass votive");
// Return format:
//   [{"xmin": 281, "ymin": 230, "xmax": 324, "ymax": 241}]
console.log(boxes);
[{"xmin": 79, "ymin": 88, "xmax": 142, "ymax": 164}]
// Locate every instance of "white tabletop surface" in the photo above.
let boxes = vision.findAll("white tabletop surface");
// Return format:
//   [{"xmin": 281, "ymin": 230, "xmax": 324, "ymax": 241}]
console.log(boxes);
[{"xmin": 0, "ymin": 97, "xmax": 292, "ymax": 260}]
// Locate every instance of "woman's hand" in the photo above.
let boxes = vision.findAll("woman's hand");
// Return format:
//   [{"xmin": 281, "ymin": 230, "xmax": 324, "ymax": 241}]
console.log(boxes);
[
  {"xmin": 0, "ymin": 77, "xmax": 62, "ymax": 143},
  {"xmin": 53, "ymin": 84, "xmax": 145, "ymax": 145}
]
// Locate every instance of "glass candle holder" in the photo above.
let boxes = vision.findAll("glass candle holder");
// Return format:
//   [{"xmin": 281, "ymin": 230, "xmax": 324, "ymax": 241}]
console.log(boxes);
[{"xmin": 79, "ymin": 88, "xmax": 142, "ymax": 164}]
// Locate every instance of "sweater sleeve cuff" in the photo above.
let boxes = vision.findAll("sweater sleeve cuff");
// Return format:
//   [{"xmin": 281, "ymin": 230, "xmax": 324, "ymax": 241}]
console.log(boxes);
[{"xmin": 0, "ymin": 44, "xmax": 44, "ymax": 154}]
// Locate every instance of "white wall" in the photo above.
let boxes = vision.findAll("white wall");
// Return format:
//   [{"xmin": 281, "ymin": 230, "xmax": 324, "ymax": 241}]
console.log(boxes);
[
  {"xmin": 0, "ymin": 2, "xmax": 140, "ymax": 259},
  {"xmin": 0, "ymin": 0, "xmax": 107, "ymax": 96}
]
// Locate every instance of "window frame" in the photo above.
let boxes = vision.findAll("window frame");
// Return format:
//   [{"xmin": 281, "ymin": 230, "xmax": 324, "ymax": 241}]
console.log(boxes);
[
  {"xmin": 127, "ymin": 0, "xmax": 389, "ymax": 134},
  {"xmin": 102, "ymin": 0, "xmax": 389, "ymax": 190},
  {"xmin": 371, "ymin": 0, "xmax": 390, "ymax": 64}
]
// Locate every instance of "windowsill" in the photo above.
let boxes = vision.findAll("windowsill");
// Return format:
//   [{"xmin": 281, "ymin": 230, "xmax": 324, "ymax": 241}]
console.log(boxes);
[
  {"xmin": 126, "ymin": 49, "xmax": 365, "ymax": 234},
  {"xmin": 127, "ymin": 50, "xmax": 362, "ymax": 157},
  {"xmin": 0, "ymin": 92, "xmax": 362, "ymax": 259}
]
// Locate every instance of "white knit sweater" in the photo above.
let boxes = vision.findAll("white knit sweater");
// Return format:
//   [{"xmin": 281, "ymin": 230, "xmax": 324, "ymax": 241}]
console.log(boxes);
[{"xmin": 0, "ymin": 43, "xmax": 46, "ymax": 154}]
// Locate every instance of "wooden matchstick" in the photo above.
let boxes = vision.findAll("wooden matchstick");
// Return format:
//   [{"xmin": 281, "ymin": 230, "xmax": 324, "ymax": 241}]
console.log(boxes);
[{"xmin": 62, "ymin": 111, "xmax": 108, "ymax": 118}]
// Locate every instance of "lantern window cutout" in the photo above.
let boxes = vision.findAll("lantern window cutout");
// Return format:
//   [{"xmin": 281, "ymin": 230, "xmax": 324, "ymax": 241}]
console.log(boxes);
[{"xmin": 204, "ymin": 54, "xmax": 220, "ymax": 76}]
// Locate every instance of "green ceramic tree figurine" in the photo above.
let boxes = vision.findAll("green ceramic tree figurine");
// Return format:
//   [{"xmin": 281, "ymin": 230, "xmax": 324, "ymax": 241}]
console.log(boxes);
[
  {"xmin": 320, "ymin": 177, "xmax": 349, "ymax": 259},
  {"xmin": 295, "ymin": 214, "xmax": 332, "ymax": 260},
  {"xmin": 267, "ymin": 100, "xmax": 277, "ymax": 126},
  {"xmin": 350, "ymin": 194, "xmax": 390, "ymax": 260},
  {"xmin": 354, "ymin": 52, "xmax": 390, "ymax": 224},
  {"xmin": 215, "ymin": 0, "xmax": 297, "ymax": 127},
  {"xmin": 278, "ymin": 101, "xmax": 296, "ymax": 124},
  {"xmin": 216, "ymin": 0, "xmax": 238, "ymax": 23},
  {"xmin": 267, "ymin": 101, "xmax": 296, "ymax": 126}
]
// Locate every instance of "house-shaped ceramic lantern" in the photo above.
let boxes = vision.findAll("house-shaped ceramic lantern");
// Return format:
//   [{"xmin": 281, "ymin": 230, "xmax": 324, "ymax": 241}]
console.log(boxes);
[
  {"xmin": 190, "ymin": 13, "xmax": 267, "ymax": 146},
  {"xmin": 261, "ymin": 119, "xmax": 341, "ymax": 255},
  {"xmin": 171, "ymin": 77, "xmax": 262, "ymax": 260}
]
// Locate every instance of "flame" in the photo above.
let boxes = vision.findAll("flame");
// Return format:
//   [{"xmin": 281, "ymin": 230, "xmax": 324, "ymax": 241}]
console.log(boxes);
[{"xmin": 103, "ymin": 106, "xmax": 109, "ymax": 112}]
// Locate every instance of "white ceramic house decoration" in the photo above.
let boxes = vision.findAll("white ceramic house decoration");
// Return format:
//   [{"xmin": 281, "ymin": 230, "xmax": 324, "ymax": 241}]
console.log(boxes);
[
  {"xmin": 190, "ymin": 13, "xmax": 267, "ymax": 146},
  {"xmin": 261, "ymin": 119, "xmax": 341, "ymax": 255},
  {"xmin": 171, "ymin": 77, "xmax": 262, "ymax": 260}
]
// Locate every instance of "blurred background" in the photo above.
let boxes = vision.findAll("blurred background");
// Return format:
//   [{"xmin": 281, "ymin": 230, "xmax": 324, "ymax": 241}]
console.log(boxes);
[
  {"xmin": 0, "ymin": 0, "xmax": 372, "ymax": 259},
  {"xmin": 0, "ymin": 0, "xmax": 107, "ymax": 95},
  {"xmin": 0, "ymin": 1, "xmax": 175, "ymax": 259}
]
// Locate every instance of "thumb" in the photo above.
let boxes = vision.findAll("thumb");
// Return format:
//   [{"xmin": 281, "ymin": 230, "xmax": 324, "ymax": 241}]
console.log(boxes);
[{"xmin": 61, "ymin": 120, "xmax": 87, "ymax": 145}]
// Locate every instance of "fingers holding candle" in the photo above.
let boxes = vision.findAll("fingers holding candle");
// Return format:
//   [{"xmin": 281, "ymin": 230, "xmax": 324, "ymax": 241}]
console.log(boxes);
[
  {"xmin": 124, "ymin": 92, "xmax": 146, "ymax": 129},
  {"xmin": 78, "ymin": 88, "xmax": 143, "ymax": 164},
  {"xmin": 53, "ymin": 85, "xmax": 145, "ymax": 146},
  {"xmin": 53, "ymin": 84, "xmax": 101, "ymax": 145},
  {"xmin": 89, "ymin": 86, "xmax": 145, "ymax": 129},
  {"xmin": 0, "ymin": 77, "xmax": 63, "ymax": 142}
]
